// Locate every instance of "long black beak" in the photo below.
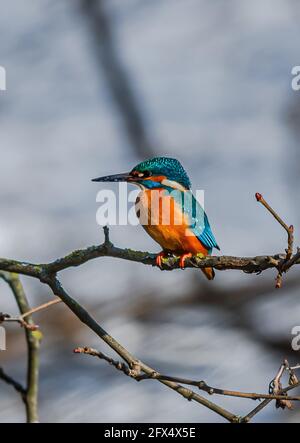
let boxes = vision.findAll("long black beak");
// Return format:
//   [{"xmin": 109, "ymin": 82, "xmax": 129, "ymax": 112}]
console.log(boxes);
[{"xmin": 91, "ymin": 172, "xmax": 131, "ymax": 183}]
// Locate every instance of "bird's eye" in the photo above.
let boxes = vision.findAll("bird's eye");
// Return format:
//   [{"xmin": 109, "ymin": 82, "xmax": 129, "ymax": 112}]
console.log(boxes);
[
  {"xmin": 141, "ymin": 170, "xmax": 152, "ymax": 178},
  {"xmin": 131, "ymin": 170, "xmax": 152, "ymax": 178}
]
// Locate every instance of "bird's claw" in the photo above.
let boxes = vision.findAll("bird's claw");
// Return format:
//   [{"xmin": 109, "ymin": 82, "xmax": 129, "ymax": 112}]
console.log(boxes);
[
  {"xmin": 156, "ymin": 252, "xmax": 193, "ymax": 269},
  {"xmin": 179, "ymin": 253, "xmax": 193, "ymax": 269},
  {"xmin": 156, "ymin": 251, "xmax": 166, "ymax": 269}
]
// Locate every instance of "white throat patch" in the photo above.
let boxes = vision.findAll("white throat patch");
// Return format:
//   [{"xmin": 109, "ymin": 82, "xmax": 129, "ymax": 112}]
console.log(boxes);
[{"xmin": 161, "ymin": 179, "xmax": 186, "ymax": 191}]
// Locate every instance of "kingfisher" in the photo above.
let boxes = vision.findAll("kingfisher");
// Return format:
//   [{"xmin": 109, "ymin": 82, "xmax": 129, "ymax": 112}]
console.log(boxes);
[{"xmin": 92, "ymin": 157, "xmax": 219, "ymax": 280}]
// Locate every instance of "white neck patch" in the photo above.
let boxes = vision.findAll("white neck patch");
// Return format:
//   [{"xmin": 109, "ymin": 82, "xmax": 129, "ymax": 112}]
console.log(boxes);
[{"xmin": 161, "ymin": 179, "xmax": 186, "ymax": 191}]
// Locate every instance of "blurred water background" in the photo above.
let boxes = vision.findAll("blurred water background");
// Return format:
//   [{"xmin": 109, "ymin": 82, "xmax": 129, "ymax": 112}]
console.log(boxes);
[{"xmin": 1, "ymin": 0, "xmax": 300, "ymax": 422}]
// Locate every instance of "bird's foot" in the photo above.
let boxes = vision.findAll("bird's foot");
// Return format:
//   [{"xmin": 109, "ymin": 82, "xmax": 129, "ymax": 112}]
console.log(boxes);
[
  {"xmin": 179, "ymin": 253, "xmax": 193, "ymax": 269},
  {"xmin": 156, "ymin": 251, "xmax": 167, "ymax": 269}
]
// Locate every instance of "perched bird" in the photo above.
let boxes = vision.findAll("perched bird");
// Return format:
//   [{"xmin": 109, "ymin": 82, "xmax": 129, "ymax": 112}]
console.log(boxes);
[{"xmin": 92, "ymin": 157, "xmax": 219, "ymax": 280}]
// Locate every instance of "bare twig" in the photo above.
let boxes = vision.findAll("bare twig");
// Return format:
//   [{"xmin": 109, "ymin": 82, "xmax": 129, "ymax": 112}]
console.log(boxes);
[
  {"xmin": 255, "ymin": 193, "xmax": 296, "ymax": 287},
  {"xmin": 73, "ymin": 346, "xmax": 238, "ymax": 422},
  {"xmin": 137, "ymin": 375, "xmax": 300, "ymax": 402},
  {"xmin": 0, "ymin": 367, "xmax": 26, "ymax": 400},
  {"xmin": 0, "ymin": 313, "xmax": 39, "ymax": 331},
  {"xmin": 255, "ymin": 193, "xmax": 294, "ymax": 258},
  {"xmin": 242, "ymin": 360, "xmax": 300, "ymax": 422},
  {"xmin": 20, "ymin": 297, "xmax": 61, "ymax": 319},
  {"xmin": 281, "ymin": 247, "xmax": 300, "ymax": 274},
  {"xmin": 74, "ymin": 347, "xmax": 138, "ymax": 377},
  {"xmin": 290, "ymin": 364, "xmax": 300, "ymax": 371},
  {"xmin": 0, "ymin": 298, "xmax": 61, "ymax": 331},
  {"xmin": 0, "ymin": 272, "xmax": 41, "ymax": 423},
  {"xmin": 269, "ymin": 362, "xmax": 293, "ymax": 409},
  {"xmin": 75, "ymin": 348, "xmax": 300, "ymax": 402}
]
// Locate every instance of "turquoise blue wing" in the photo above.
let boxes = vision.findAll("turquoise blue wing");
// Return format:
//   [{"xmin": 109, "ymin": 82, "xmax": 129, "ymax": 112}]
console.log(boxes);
[
  {"xmin": 190, "ymin": 195, "xmax": 219, "ymax": 252},
  {"xmin": 170, "ymin": 190, "xmax": 219, "ymax": 253},
  {"xmin": 196, "ymin": 212, "xmax": 220, "ymax": 252}
]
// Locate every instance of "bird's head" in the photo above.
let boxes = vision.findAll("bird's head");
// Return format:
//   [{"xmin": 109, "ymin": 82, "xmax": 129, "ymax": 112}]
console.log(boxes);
[{"xmin": 92, "ymin": 157, "xmax": 191, "ymax": 190}]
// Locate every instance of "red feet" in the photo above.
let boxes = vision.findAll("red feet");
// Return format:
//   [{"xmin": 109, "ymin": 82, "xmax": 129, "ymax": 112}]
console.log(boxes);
[
  {"xmin": 156, "ymin": 251, "xmax": 193, "ymax": 269},
  {"xmin": 179, "ymin": 252, "xmax": 192, "ymax": 269},
  {"xmin": 156, "ymin": 251, "xmax": 166, "ymax": 269}
]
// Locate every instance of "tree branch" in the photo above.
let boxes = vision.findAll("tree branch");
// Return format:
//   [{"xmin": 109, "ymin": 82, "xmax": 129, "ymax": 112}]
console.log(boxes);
[
  {"xmin": 0, "ymin": 298, "xmax": 61, "ymax": 331},
  {"xmin": 0, "ymin": 272, "xmax": 40, "ymax": 423},
  {"xmin": 0, "ymin": 312, "xmax": 39, "ymax": 331},
  {"xmin": 0, "ymin": 245, "xmax": 299, "ymax": 278},
  {"xmin": 80, "ymin": 0, "xmax": 155, "ymax": 158},
  {"xmin": 1, "ymin": 193, "xmax": 299, "ymax": 282},
  {"xmin": 256, "ymin": 193, "xmax": 295, "ymax": 287},
  {"xmin": 1, "ymin": 194, "xmax": 300, "ymax": 422},
  {"xmin": 241, "ymin": 360, "xmax": 300, "ymax": 422},
  {"xmin": 256, "ymin": 192, "xmax": 294, "ymax": 259},
  {"xmin": 74, "ymin": 347, "xmax": 300, "ymax": 403},
  {"xmin": 2, "ymin": 243, "xmax": 300, "ymax": 422},
  {"xmin": 20, "ymin": 273, "xmax": 238, "ymax": 422},
  {"xmin": 0, "ymin": 367, "xmax": 26, "ymax": 401},
  {"xmin": 73, "ymin": 346, "xmax": 238, "ymax": 422}
]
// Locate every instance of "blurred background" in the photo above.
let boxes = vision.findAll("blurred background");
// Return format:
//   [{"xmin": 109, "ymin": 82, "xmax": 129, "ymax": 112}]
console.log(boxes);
[{"xmin": 0, "ymin": 0, "xmax": 300, "ymax": 423}]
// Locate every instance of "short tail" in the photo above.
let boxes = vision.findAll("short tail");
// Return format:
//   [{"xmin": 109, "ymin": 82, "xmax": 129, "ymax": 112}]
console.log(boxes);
[{"xmin": 201, "ymin": 267, "xmax": 215, "ymax": 280}]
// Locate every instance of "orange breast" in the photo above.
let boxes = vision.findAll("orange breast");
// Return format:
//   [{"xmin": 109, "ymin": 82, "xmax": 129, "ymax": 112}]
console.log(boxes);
[{"xmin": 135, "ymin": 189, "xmax": 208, "ymax": 254}]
